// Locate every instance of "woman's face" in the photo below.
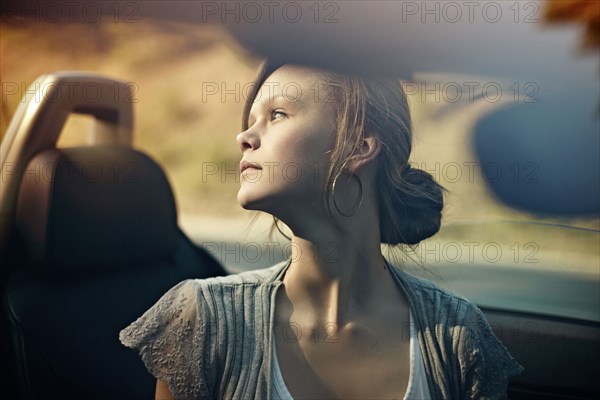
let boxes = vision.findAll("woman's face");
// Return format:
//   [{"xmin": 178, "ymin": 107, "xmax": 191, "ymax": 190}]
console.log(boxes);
[{"xmin": 237, "ymin": 64, "xmax": 338, "ymax": 215}]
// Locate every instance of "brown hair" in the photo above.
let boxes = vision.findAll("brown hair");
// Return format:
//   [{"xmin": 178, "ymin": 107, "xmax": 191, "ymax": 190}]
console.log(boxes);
[{"xmin": 241, "ymin": 60, "xmax": 446, "ymax": 246}]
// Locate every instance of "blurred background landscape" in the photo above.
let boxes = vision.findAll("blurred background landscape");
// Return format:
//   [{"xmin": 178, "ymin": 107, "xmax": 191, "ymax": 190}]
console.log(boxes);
[{"xmin": 1, "ymin": 1, "xmax": 598, "ymax": 273}]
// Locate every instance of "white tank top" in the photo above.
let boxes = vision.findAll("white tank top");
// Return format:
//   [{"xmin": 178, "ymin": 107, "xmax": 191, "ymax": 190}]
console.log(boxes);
[{"xmin": 272, "ymin": 310, "xmax": 432, "ymax": 399}]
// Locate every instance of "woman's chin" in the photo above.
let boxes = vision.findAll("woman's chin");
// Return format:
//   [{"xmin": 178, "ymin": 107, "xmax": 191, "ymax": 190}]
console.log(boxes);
[{"xmin": 237, "ymin": 191, "xmax": 263, "ymax": 211}]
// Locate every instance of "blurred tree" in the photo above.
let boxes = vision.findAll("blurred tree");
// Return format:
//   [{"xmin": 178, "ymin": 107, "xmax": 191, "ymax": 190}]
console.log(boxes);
[{"xmin": 544, "ymin": 0, "xmax": 600, "ymax": 51}]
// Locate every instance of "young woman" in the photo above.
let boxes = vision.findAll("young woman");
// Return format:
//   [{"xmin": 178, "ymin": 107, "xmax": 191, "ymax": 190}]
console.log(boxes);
[{"xmin": 120, "ymin": 61, "xmax": 524, "ymax": 399}]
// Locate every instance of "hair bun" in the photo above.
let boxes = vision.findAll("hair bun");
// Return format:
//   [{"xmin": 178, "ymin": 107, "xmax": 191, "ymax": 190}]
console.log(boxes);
[{"xmin": 380, "ymin": 166, "xmax": 445, "ymax": 246}]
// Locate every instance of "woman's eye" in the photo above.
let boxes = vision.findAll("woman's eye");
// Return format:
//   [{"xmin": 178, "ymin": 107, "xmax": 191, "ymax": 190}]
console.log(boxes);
[{"xmin": 269, "ymin": 109, "xmax": 286, "ymax": 121}]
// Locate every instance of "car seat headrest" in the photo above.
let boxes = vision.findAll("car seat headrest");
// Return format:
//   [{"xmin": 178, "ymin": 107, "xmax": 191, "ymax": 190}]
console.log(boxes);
[{"xmin": 15, "ymin": 146, "xmax": 180, "ymax": 271}]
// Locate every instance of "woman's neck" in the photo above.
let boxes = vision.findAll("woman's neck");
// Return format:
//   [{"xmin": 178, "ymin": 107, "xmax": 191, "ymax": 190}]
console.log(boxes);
[
  {"xmin": 271, "ymin": 180, "xmax": 406, "ymax": 327},
  {"xmin": 279, "ymin": 228, "xmax": 398, "ymax": 328}
]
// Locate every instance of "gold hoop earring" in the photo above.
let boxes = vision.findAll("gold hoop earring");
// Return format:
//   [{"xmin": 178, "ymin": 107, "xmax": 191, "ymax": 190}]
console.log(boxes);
[{"xmin": 332, "ymin": 173, "xmax": 363, "ymax": 217}]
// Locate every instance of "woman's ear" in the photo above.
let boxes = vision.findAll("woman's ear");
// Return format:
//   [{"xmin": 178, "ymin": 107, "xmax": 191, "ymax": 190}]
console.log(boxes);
[{"xmin": 347, "ymin": 134, "xmax": 381, "ymax": 173}]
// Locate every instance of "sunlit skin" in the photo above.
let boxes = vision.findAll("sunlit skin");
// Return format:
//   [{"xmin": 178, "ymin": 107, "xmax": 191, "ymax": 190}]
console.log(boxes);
[{"xmin": 156, "ymin": 65, "xmax": 413, "ymax": 399}]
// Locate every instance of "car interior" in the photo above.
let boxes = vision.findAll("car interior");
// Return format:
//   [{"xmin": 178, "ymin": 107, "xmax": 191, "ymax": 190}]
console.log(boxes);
[
  {"xmin": 0, "ymin": 1, "xmax": 598, "ymax": 399},
  {"xmin": 0, "ymin": 72, "xmax": 227, "ymax": 399}
]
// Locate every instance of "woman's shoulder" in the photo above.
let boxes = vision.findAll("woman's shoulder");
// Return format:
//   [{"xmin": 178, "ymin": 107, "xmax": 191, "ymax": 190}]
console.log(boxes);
[
  {"xmin": 391, "ymin": 264, "xmax": 499, "ymax": 342},
  {"xmin": 391, "ymin": 265, "xmax": 524, "ymax": 398},
  {"xmin": 391, "ymin": 265, "xmax": 475, "ymax": 315},
  {"xmin": 119, "ymin": 259, "xmax": 289, "ymax": 341},
  {"xmin": 117, "ymin": 260, "xmax": 289, "ymax": 398},
  {"xmin": 185, "ymin": 258, "xmax": 290, "ymax": 288}
]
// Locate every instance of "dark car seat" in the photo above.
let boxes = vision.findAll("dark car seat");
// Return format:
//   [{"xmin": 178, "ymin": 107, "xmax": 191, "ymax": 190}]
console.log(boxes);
[{"xmin": 0, "ymin": 73, "xmax": 228, "ymax": 399}]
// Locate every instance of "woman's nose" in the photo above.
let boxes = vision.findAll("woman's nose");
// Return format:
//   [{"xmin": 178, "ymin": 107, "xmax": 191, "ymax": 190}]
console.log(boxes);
[{"xmin": 237, "ymin": 129, "xmax": 260, "ymax": 152}]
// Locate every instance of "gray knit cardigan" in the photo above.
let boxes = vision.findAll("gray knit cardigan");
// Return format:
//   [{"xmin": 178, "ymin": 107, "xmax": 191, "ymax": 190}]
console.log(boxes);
[{"xmin": 119, "ymin": 258, "xmax": 524, "ymax": 399}]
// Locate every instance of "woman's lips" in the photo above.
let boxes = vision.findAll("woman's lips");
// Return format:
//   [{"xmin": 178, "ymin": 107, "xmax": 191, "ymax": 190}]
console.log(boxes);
[{"xmin": 240, "ymin": 160, "xmax": 262, "ymax": 174}]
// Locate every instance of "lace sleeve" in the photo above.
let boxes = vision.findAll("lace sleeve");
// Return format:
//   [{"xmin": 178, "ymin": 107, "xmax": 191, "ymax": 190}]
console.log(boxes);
[
  {"xmin": 460, "ymin": 304, "xmax": 525, "ymax": 399},
  {"xmin": 119, "ymin": 279, "xmax": 209, "ymax": 399}
]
